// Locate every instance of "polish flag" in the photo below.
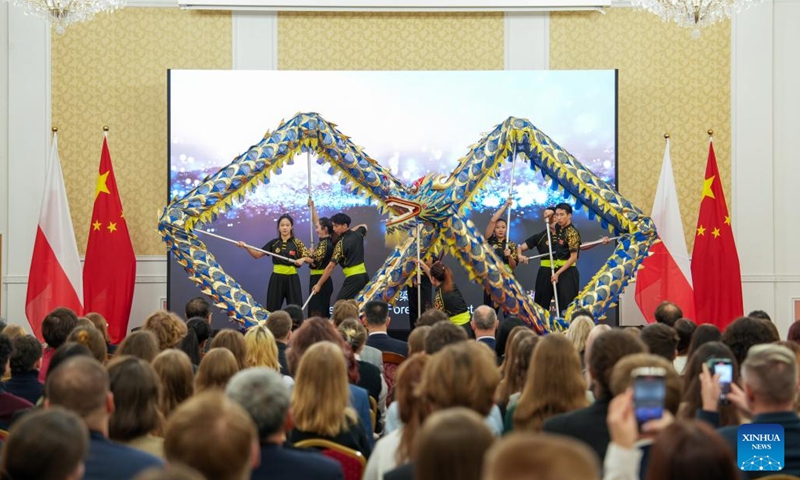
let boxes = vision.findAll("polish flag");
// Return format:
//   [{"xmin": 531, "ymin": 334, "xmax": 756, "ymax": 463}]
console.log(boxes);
[
  {"xmin": 25, "ymin": 133, "xmax": 83, "ymax": 340},
  {"xmin": 635, "ymin": 138, "xmax": 696, "ymax": 322}
]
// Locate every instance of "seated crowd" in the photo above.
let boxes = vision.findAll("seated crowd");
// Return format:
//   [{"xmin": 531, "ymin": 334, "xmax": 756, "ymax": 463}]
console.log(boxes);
[{"xmin": 0, "ymin": 298, "xmax": 798, "ymax": 480}]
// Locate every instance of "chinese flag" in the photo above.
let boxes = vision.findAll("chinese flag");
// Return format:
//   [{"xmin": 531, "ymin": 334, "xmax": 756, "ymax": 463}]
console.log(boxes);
[
  {"xmin": 690, "ymin": 140, "xmax": 743, "ymax": 329},
  {"xmin": 83, "ymin": 136, "xmax": 136, "ymax": 344}
]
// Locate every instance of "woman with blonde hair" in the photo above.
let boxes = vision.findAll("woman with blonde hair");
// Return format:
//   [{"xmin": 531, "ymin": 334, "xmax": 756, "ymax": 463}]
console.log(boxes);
[
  {"xmin": 331, "ymin": 299, "xmax": 359, "ymax": 327},
  {"xmin": 244, "ymin": 325, "xmax": 294, "ymax": 387},
  {"xmin": 194, "ymin": 348, "xmax": 240, "ymax": 393},
  {"xmin": 565, "ymin": 313, "xmax": 595, "ymax": 363},
  {"xmin": 210, "ymin": 329, "xmax": 247, "ymax": 370},
  {"xmin": 289, "ymin": 341, "xmax": 372, "ymax": 457},
  {"xmin": 143, "ymin": 311, "xmax": 187, "ymax": 351},
  {"xmin": 511, "ymin": 333, "xmax": 588, "ymax": 432},
  {"xmin": 152, "ymin": 349, "xmax": 194, "ymax": 418}
]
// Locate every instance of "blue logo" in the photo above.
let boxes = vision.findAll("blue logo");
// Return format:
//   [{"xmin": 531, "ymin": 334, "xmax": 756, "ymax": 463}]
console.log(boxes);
[{"xmin": 738, "ymin": 424, "xmax": 784, "ymax": 472}]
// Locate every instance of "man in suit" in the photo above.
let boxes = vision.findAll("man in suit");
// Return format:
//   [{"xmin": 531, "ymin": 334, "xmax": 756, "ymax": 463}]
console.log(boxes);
[
  {"xmin": 471, "ymin": 306, "xmax": 499, "ymax": 356},
  {"xmin": 266, "ymin": 310, "xmax": 293, "ymax": 376},
  {"xmin": 46, "ymin": 356, "xmax": 163, "ymax": 480},
  {"xmin": 698, "ymin": 343, "xmax": 800, "ymax": 478},
  {"xmin": 226, "ymin": 367, "xmax": 344, "ymax": 480},
  {"xmin": 364, "ymin": 300, "xmax": 408, "ymax": 357},
  {"xmin": 543, "ymin": 330, "xmax": 646, "ymax": 461}
]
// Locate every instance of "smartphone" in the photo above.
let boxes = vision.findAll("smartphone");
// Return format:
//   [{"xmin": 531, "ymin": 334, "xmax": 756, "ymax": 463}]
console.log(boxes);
[
  {"xmin": 708, "ymin": 358, "xmax": 733, "ymax": 404},
  {"xmin": 632, "ymin": 367, "xmax": 667, "ymax": 427}
]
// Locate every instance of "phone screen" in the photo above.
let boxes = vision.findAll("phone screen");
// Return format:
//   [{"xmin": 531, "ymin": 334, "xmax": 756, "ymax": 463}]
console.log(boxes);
[
  {"xmin": 633, "ymin": 374, "xmax": 666, "ymax": 425},
  {"xmin": 713, "ymin": 361, "xmax": 733, "ymax": 398}
]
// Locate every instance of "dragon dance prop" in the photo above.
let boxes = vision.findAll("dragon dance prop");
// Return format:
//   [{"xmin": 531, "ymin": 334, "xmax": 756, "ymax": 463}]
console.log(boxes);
[{"xmin": 159, "ymin": 113, "xmax": 657, "ymax": 333}]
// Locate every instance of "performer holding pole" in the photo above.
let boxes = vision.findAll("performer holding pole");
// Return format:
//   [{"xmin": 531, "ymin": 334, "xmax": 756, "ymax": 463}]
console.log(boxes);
[
  {"xmin": 517, "ymin": 206, "xmax": 557, "ymax": 311},
  {"xmin": 311, "ymin": 212, "xmax": 369, "ymax": 301},
  {"xmin": 417, "ymin": 260, "xmax": 472, "ymax": 338},
  {"xmin": 483, "ymin": 198, "xmax": 518, "ymax": 310},
  {"xmin": 307, "ymin": 151, "xmax": 314, "ymax": 248},
  {"xmin": 550, "ymin": 203, "xmax": 582, "ymax": 315},
  {"xmin": 238, "ymin": 214, "xmax": 309, "ymax": 312},
  {"xmin": 301, "ymin": 199, "xmax": 335, "ymax": 318}
]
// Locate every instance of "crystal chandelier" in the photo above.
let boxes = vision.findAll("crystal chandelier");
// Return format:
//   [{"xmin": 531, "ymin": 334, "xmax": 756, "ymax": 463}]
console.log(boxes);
[
  {"xmin": 6, "ymin": 0, "xmax": 125, "ymax": 33},
  {"xmin": 631, "ymin": 0, "xmax": 766, "ymax": 36}
]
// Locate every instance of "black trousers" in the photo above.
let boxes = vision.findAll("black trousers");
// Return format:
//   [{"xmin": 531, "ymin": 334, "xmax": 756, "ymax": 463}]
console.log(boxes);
[
  {"xmin": 555, "ymin": 267, "xmax": 580, "ymax": 316},
  {"xmin": 534, "ymin": 266, "xmax": 554, "ymax": 312},
  {"xmin": 266, "ymin": 273, "xmax": 303, "ymax": 312},
  {"xmin": 407, "ymin": 276, "xmax": 433, "ymax": 328},
  {"xmin": 337, "ymin": 273, "xmax": 369, "ymax": 301},
  {"xmin": 308, "ymin": 274, "xmax": 333, "ymax": 318}
]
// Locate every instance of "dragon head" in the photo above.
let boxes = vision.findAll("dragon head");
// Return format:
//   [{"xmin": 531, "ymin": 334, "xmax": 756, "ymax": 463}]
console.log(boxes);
[{"xmin": 385, "ymin": 174, "xmax": 457, "ymax": 234}]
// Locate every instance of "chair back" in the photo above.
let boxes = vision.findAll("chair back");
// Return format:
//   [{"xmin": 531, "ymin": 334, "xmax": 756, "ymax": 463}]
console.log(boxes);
[
  {"xmin": 382, "ymin": 351, "xmax": 406, "ymax": 404},
  {"xmin": 294, "ymin": 438, "xmax": 366, "ymax": 480}
]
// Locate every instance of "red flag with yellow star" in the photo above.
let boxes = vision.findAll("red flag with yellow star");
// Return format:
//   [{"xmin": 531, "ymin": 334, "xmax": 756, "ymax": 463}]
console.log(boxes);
[
  {"xmin": 690, "ymin": 140, "xmax": 743, "ymax": 329},
  {"xmin": 83, "ymin": 136, "xmax": 136, "ymax": 344}
]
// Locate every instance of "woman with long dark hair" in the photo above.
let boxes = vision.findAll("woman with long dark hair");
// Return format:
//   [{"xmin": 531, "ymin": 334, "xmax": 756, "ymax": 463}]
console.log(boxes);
[
  {"xmin": 302, "ymin": 199, "xmax": 335, "ymax": 318},
  {"xmin": 483, "ymin": 198, "xmax": 518, "ymax": 310},
  {"xmin": 418, "ymin": 261, "xmax": 471, "ymax": 337},
  {"xmin": 238, "ymin": 213, "xmax": 310, "ymax": 311}
]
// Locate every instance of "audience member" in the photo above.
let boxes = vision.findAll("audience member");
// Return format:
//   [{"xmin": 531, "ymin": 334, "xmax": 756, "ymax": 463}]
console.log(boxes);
[
  {"xmin": 265, "ymin": 310, "xmax": 293, "ymax": 375},
  {"xmin": 721, "ymin": 316, "xmax": 779, "ymax": 368},
  {"xmin": 653, "ymin": 301, "xmax": 682, "ymax": 327},
  {"xmin": 498, "ymin": 325, "xmax": 530, "ymax": 378},
  {"xmin": 678, "ymin": 341, "xmax": 740, "ymax": 426},
  {"xmin": 107, "ymin": 356, "xmax": 165, "ymax": 458},
  {"xmin": 414, "ymin": 308, "xmax": 448, "ymax": 328},
  {"xmin": 748, "ymin": 309, "xmax": 771, "ymax": 321},
  {"xmin": 116, "ymin": 331, "xmax": 160, "ymax": 363},
  {"xmin": 1, "ymin": 324, "xmax": 26, "ymax": 340},
  {"xmin": 290, "ymin": 341, "xmax": 372, "ymax": 457},
  {"xmin": 67, "ymin": 327, "xmax": 108, "ymax": 364},
  {"xmin": 639, "ymin": 323, "xmax": 679, "ymax": 362},
  {"xmin": 407, "ymin": 325, "xmax": 431, "ymax": 356},
  {"xmin": 6, "ymin": 334, "xmax": 44, "ymax": 403},
  {"xmin": 210, "ymin": 329, "xmax": 247, "ymax": 370},
  {"xmin": 184, "ymin": 297, "xmax": 212, "ymax": 323},
  {"xmin": 511, "ymin": 334, "xmax": 586, "ymax": 432},
  {"xmin": 471, "ymin": 306, "xmax": 499, "ymax": 353},
  {"xmin": 45, "ymin": 342, "xmax": 93, "ymax": 384},
  {"xmin": 0, "ymin": 334, "xmax": 33, "ymax": 426},
  {"xmin": 164, "ymin": 392, "xmax": 258, "ymax": 480},
  {"xmin": 339, "ymin": 319, "xmax": 386, "ymax": 417},
  {"xmin": 497, "ymin": 334, "xmax": 537, "ymax": 416},
  {"xmin": 483, "ymin": 432, "xmax": 600, "ymax": 480},
  {"xmin": 364, "ymin": 300, "xmax": 408, "ymax": 357},
  {"xmin": 423, "ymin": 321, "xmax": 468, "ymax": 355},
  {"xmin": 226, "ymin": 368, "xmax": 344, "ymax": 480},
  {"xmin": 0, "ymin": 408, "xmax": 89, "ymax": 480},
  {"xmin": 495, "ymin": 316, "xmax": 526, "ymax": 362},
  {"xmin": 542, "ymin": 329, "xmax": 646, "ymax": 460},
  {"xmin": 45, "ymin": 356, "xmax": 162, "ymax": 479},
  {"xmin": 283, "ymin": 304, "xmax": 304, "ymax": 331},
  {"xmin": 39, "ymin": 307, "xmax": 79, "ymax": 381},
  {"xmin": 152, "ymin": 350, "xmax": 194, "ymax": 419},
  {"xmin": 610, "ymin": 353, "xmax": 682, "ymax": 417},
  {"xmin": 788, "ymin": 320, "xmax": 800, "ymax": 344},
  {"xmin": 132, "ymin": 466, "xmax": 204, "ymax": 480},
  {"xmin": 76, "ymin": 317, "xmax": 97, "ymax": 330},
  {"xmin": 365, "ymin": 354, "xmax": 429, "ymax": 480},
  {"xmin": 177, "ymin": 318, "xmax": 211, "ymax": 366},
  {"xmin": 413, "ymin": 408, "xmax": 494, "ymax": 480},
  {"xmin": 195, "ymin": 348, "xmax": 239, "ymax": 393},
  {"xmin": 85, "ymin": 312, "xmax": 116, "ymax": 354},
  {"xmin": 244, "ymin": 325, "xmax": 280, "ymax": 370},
  {"xmin": 565, "ymin": 313, "xmax": 595, "ymax": 365},
  {"xmin": 699, "ymin": 343, "xmax": 800, "ymax": 476},
  {"xmin": 672, "ymin": 318, "xmax": 696, "ymax": 374},
  {"xmin": 143, "ymin": 311, "xmax": 188, "ymax": 352},
  {"xmin": 331, "ymin": 299, "xmax": 359, "ymax": 327},
  {"xmin": 686, "ymin": 323, "xmax": 721, "ymax": 360}
]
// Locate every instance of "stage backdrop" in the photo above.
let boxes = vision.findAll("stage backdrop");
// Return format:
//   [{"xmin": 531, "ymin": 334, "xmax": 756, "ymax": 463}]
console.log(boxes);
[{"xmin": 167, "ymin": 70, "xmax": 618, "ymax": 331}]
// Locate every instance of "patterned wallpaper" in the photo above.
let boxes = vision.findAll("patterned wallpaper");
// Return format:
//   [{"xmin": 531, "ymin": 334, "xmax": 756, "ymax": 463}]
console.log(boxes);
[
  {"xmin": 278, "ymin": 12, "xmax": 504, "ymax": 70},
  {"xmin": 551, "ymin": 9, "xmax": 731, "ymax": 248},
  {"xmin": 52, "ymin": 8, "xmax": 232, "ymax": 255}
]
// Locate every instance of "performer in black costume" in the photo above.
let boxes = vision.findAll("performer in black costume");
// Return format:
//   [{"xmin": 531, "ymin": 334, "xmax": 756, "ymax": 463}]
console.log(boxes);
[
  {"xmin": 239, "ymin": 214, "xmax": 309, "ymax": 312},
  {"xmin": 551, "ymin": 203, "xmax": 581, "ymax": 313},
  {"xmin": 483, "ymin": 198, "xmax": 518, "ymax": 310},
  {"xmin": 418, "ymin": 261, "xmax": 472, "ymax": 338},
  {"xmin": 518, "ymin": 206, "xmax": 557, "ymax": 311},
  {"xmin": 302, "ymin": 199, "xmax": 335, "ymax": 318},
  {"xmin": 312, "ymin": 212, "xmax": 369, "ymax": 301}
]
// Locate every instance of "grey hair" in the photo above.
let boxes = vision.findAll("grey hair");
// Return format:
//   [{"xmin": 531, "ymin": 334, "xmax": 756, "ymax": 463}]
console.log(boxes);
[
  {"xmin": 472, "ymin": 306, "xmax": 498, "ymax": 331},
  {"xmin": 741, "ymin": 344, "xmax": 798, "ymax": 406},
  {"xmin": 225, "ymin": 367, "xmax": 290, "ymax": 439}
]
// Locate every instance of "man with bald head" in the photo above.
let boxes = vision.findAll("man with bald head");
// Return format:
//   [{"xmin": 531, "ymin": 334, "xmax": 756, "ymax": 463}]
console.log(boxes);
[
  {"xmin": 471, "ymin": 306, "xmax": 499, "ymax": 357},
  {"xmin": 45, "ymin": 356, "xmax": 162, "ymax": 480}
]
